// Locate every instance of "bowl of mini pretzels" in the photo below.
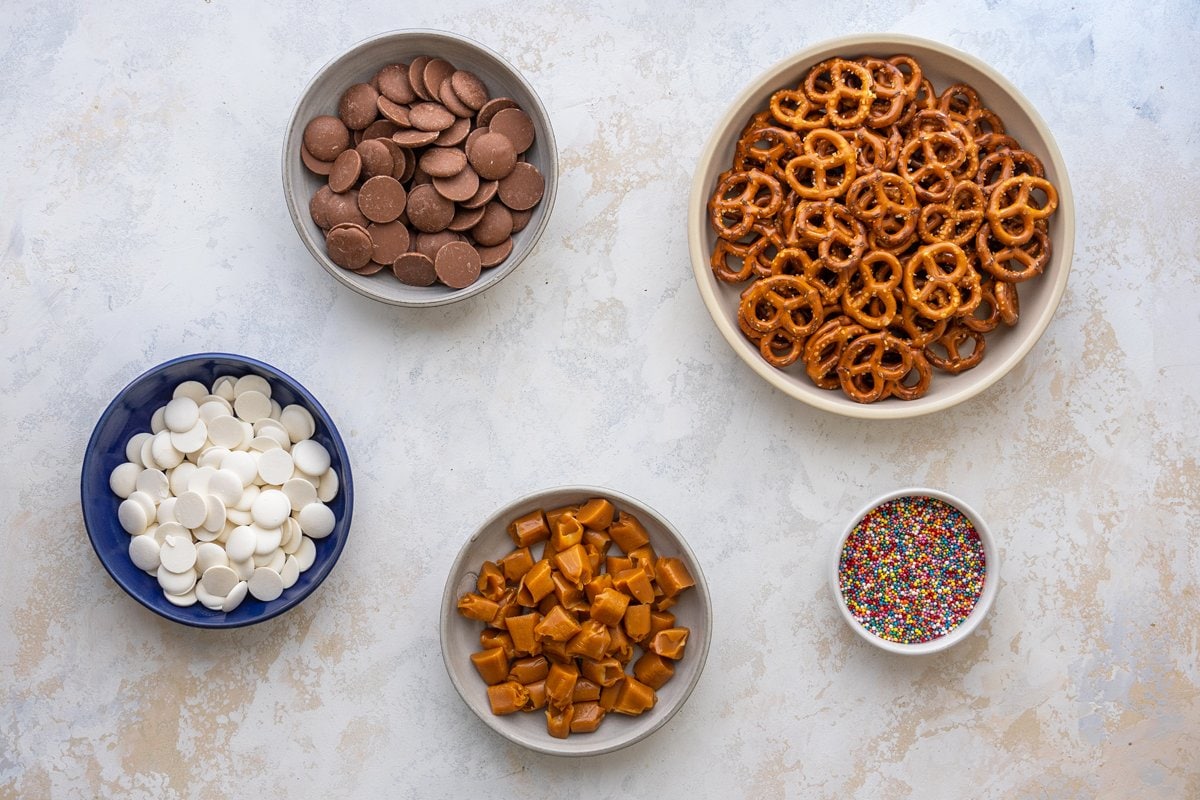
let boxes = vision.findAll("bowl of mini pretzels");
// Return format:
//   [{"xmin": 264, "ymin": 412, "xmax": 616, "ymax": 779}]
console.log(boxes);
[{"xmin": 688, "ymin": 34, "xmax": 1074, "ymax": 418}]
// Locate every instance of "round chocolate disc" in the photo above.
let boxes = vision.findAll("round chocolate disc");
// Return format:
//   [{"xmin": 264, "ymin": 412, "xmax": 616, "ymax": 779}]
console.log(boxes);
[
  {"xmin": 392, "ymin": 252, "xmax": 437, "ymax": 286},
  {"xmin": 376, "ymin": 63, "xmax": 416, "ymax": 104},
  {"xmin": 467, "ymin": 132, "xmax": 517, "ymax": 180},
  {"xmin": 368, "ymin": 221, "xmax": 412, "ymax": 265},
  {"xmin": 476, "ymin": 237, "xmax": 514, "ymax": 268},
  {"xmin": 419, "ymin": 147, "xmax": 468, "ymax": 178},
  {"xmin": 392, "ymin": 129, "xmax": 440, "ymax": 148},
  {"xmin": 438, "ymin": 77, "xmax": 474, "ymax": 118},
  {"xmin": 450, "ymin": 70, "xmax": 489, "ymax": 111},
  {"xmin": 326, "ymin": 224, "xmax": 373, "ymax": 270},
  {"xmin": 488, "ymin": 108, "xmax": 536, "ymax": 154},
  {"xmin": 362, "ymin": 119, "xmax": 400, "ymax": 141},
  {"xmin": 301, "ymin": 144, "xmax": 333, "ymax": 176},
  {"xmin": 509, "ymin": 207, "xmax": 533, "ymax": 233},
  {"xmin": 472, "ymin": 202, "xmax": 514, "ymax": 246},
  {"xmin": 422, "ymin": 59, "xmax": 456, "ymax": 106},
  {"xmin": 414, "ymin": 230, "xmax": 463, "ymax": 261},
  {"xmin": 476, "ymin": 97, "xmax": 519, "ymax": 128},
  {"xmin": 357, "ymin": 176, "xmax": 407, "ymax": 224},
  {"xmin": 356, "ymin": 139, "xmax": 394, "ymax": 180},
  {"xmin": 406, "ymin": 183, "xmax": 455, "ymax": 233},
  {"xmin": 496, "ymin": 162, "xmax": 545, "ymax": 211},
  {"xmin": 338, "ymin": 83, "xmax": 380, "ymax": 130},
  {"xmin": 409, "ymin": 102, "xmax": 456, "ymax": 132},
  {"xmin": 434, "ymin": 166, "xmax": 481, "ymax": 203},
  {"xmin": 324, "ymin": 189, "xmax": 369, "ymax": 229},
  {"xmin": 328, "ymin": 149, "xmax": 362, "ymax": 193},
  {"xmin": 408, "ymin": 56, "xmax": 433, "ymax": 100},
  {"xmin": 310, "ymin": 185, "xmax": 335, "ymax": 229},
  {"xmin": 303, "ymin": 115, "xmax": 350, "ymax": 161},
  {"xmin": 377, "ymin": 96, "xmax": 411, "ymax": 127},
  {"xmin": 435, "ymin": 117, "xmax": 471, "ymax": 147},
  {"xmin": 460, "ymin": 179, "xmax": 498, "ymax": 209},
  {"xmin": 434, "ymin": 241, "xmax": 482, "ymax": 289},
  {"xmin": 446, "ymin": 204, "xmax": 486, "ymax": 232}
]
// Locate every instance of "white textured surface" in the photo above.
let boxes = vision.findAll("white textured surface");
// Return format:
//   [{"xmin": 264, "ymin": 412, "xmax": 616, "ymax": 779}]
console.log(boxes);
[{"xmin": 2, "ymin": 1, "xmax": 1198, "ymax": 797}]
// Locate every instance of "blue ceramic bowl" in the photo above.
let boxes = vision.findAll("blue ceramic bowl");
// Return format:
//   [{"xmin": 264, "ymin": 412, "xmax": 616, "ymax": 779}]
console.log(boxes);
[{"xmin": 81, "ymin": 353, "xmax": 354, "ymax": 628}]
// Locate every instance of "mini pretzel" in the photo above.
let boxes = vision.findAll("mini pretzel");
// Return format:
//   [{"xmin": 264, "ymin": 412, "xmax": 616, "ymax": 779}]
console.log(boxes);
[
  {"xmin": 846, "ymin": 171, "xmax": 918, "ymax": 248},
  {"xmin": 976, "ymin": 221, "xmax": 1051, "ymax": 282},
  {"xmin": 788, "ymin": 200, "xmax": 866, "ymax": 271},
  {"xmin": 889, "ymin": 291, "xmax": 949, "ymax": 348},
  {"xmin": 902, "ymin": 242, "xmax": 971, "ymax": 320},
  {"xmin": 803, "ymin": 59, "xmax": 876, "ymax": 128},
  {"xmin": 769, "ymin": 89, "xmax": 828, "ymax": 131},
  {"xmin": 925, "ymin": 323, "xmax": 987, "ymax": 373},
  {"xmin": 709, "ymin": 169, "xmax": 784, "ymax": 239},
  {"xmin": 738, "ymin": 275, "xmax": 825, "ymax": 339},
  {"xmin": 918, "ymin": 179, "xmax": 985, "ymax": 245},
  {"xmin": 734, "ymin": 125, "xmax": 802, "ymax": 177},
  {"xmin": 985, "ymin": 175, "xmax": 1058, "ymax": 246},
  {"xmin": 938, "ymin": 83, "xmax": 1005, "ymax": 137},
  {"xmin": 841, "ymin": 250, "xmax": 902, "ymax": 329},
  {"xmin": 803, "ymin": 316, "xmax": 867, "ymax": 389},
  {"xmin": 782, "ymin": 128, "xmax": 858, "ymax": 200},
  {"xmin": 770, "ymin": 247, "xmax": 848, "ymax": 305},
  {"xmin": 977, "ymin": 147, "xmax": 1044, "ymax": 195},
  {"xmin": 836, "ymin": 331, "xmax": 916, "ymax": 403},
  {"xmin": 859, "ymin": 57, "xmax": 908, "ymax": 128}
]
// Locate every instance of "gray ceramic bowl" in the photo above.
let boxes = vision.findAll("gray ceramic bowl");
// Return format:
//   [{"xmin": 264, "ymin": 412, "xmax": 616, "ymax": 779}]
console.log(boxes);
[
  {"xmin": 440, "ymin": 486, "xmax": 712, "ymax": 756},
  {"xmin": 283, "ymin": 29, "xmax": 558, "ymax": 307},
  {"xmin": 688, "ymin": 34, "xmax": 1075, "ymax": 418}
]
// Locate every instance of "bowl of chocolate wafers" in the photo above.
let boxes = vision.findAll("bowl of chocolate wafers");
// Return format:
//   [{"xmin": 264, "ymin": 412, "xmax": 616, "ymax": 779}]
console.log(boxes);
[
  {"xmin": 284, "ymin": 29, "xmax": 558, "ymax": 306},
  {"xmin": 688, "ymin": 34, "xmax": 1074, "ymax": 418}
]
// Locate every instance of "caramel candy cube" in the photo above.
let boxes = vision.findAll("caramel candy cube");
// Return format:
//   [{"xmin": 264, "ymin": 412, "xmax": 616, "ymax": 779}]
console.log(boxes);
[
  {"xmin": 605, "ymin": 555, "xmax": 633, "ymax": 575},
  {"xmin": 569, "ymin": 701, "xmax": 606, "ymax": 734},
  {"xmin": 653, "ymin": 594, "xmax": 678, "ymax": 612},
  {"xmin": 590, "ymin": 588, "xmax": 630, "ymax": 627},
  {"xmin": 505, "ymin": 612, "xmax": 542, "ymax": 656},
  {"xmin": 572, "ymin": 677, "xmax": 601, "ymax": 703},
  {"xmin": 498, "ymin": 546, "xmax": 534, "ymax": 582},
  {"xmin": 598, "ymin": 678, "xmax": 623, "ymax": 711},
  {"xmin": 613, "ymin": 567, "xmax": 655, "ymax": 604},
  {"xmin": 516, "ymin": 559, "xmax": 554, "ymax": 606},
  {"xmin": 648, "ymin": 609, "xmax": 676, "ymax": 638},
  {"xmin": 627, "ymin": 544, "xmax": 657, "ymax": 579},
  {"xmin": 608, "ymin": 511, "xmax": 650, "ymax": 553},
  {"xmin": 479, "ymin": 630, "xmax": 515, "ymax": 658},
  {"xmin": 580, "ymin": 656, "xmax": 625, "ymax": 688},
  {"xmin": 524, "ymin": 678, "xmax": 547, "ymax": 710},
  {"xmin": 470, "ymin": 646, "xmax": 510, "ymax": 685},
  {"xmin": 458, "ymin": 593, "xmax": 500, "ymax": 623},
  {"xmin": 508, "ymin": 655, "xmax": 549, "ymax": 684},
  {"xmin": 545, "ymin": 505, "xmax": 578, "ymax": 531},
  {"xmin": 534, "ymin": 604, "xmax": 581, "ymax": 642},
  {"xmin": 551, "ymin": 571, "xmax": 586, "ymax": 611},
  {"xmin": 612, "ymin": 675, "xmax": 657, "ymax": 716},
  {"xmin": 545, "ymin": 661, "xmax": 579, "ymax": 709},
  {"xmin": 490, "ymin": 587, "xmax": 519, "ymax": 629},
  {"xmin": 648, "ymin": 627, "xmax": 689, "ymax": 660},
  {"xmin": 551, "ymin": 513, "xmax": 584, "ymax": 550},
  {"xmin": 508, "ymin": 509, "xmax": 550, "ymax": 547},
  {"xmin": 633, "ymin": 652, "xmax": 675, "ymax": 690},
  {"xmin": 606, "ymin": 623, "xmax": 634, "ymax": 664},
  {"xmin": 576, "ymin": 498, "xmax": 615, "ymax": 530},
  {"xmin": 487, "ymin": 680, "xmax": 529, "ymax": 715},
  {"xmin": 553, "ymin": 543, "xmax": 591, "ymax": 587},
  {"xmin": 476, "ymin": 561, "xmax": 506, "ymax": 600},
  {"xmin": 565, "ymin": 619, "xmax": 610, "ymax": 661},
  {"xmin": 584, "ymin": 573, "xmax": 614, "ymax": 604},
  {"xmin": 623, "ymin": 603, "xmax": 651, "ymax": 642},
  {"xmin": 546, "ymin": 703, "xmax": 574, "ymax": 739},
  {"xmin": 541, "ymin": 638, "xmax": 572, "ymax": 664},
  {"xmin": 655, "ymin": 557, "xmax": 696, "ymax": 597},
  {"xmin": 584, "ymin": 544, "xmax": 604, "ymax": 576},
  {"xmin": 581, "ymin": 526, "xmax": 611, "ymax": 555}
]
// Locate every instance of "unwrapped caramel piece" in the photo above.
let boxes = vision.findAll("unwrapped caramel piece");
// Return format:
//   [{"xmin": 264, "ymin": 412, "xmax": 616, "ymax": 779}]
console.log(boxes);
[
  {"xmin": 655, "ymin": 557, "xmax": 696, "ymax": 597},
  {"xmin": 580, "ymin": 656, "xmax": 625, "ymax": 688},
  {"xmin": 498, "ymin": 546, "xmax": 534, "ymax": 582},
  {"xmin": 458, "ymin": 593, "xmax": 500, "ymax": 623},
  {"xmin": 565, "ymin": 619, "xmax": 611, "ymax": 661},
  {"xmin": 612, "ymin": 675, "xmax": 657, "ymax": 716},
  {"xmin": 546, "ymin": 703, "xmax": 574, "ymax": 739},
  {"xmin": 488, "ymin": 681, "xmax": 529, "ymax": 715},
  {"xmin": 545, "ymin": 661, "xmax": 579, "ymax": 709},
  {"xmin": 470, "ymin": 646, "xmax": 510, "ymax": 685},
  {"xmin": 509, "ymin": 510, "xmax": 550, "ymax": 547},
  {"xmin": 623, "ymin": 604, "xmax": 651, "ymax": 642},
  {"xmin": 506, "ymin": 612, "xmax": 542, "ymax": 655},
  {"xmin": 633, "ymin": 652, "xmax": 675, "ymax": 690},
  {"xmin": 608, "ymin": 511, "xmax": 650, "ymax": 552},
  {"xmin": 508, "ymin": 655, "xmax": 549, "ymax": 684},
  {"xmin": 576, "ymin": 498, "xmax": 615, "ymax": 530},
  {"xmin": 535, "ymin": 604, "xmax": 582, "ymax": 642},
  {"xmin": 590, "ymin": 587, "xmax": 631, "ymax": 626},
  {"xmin": 570, "ymin": 701, "xmax": 606, "ymax": 733}
]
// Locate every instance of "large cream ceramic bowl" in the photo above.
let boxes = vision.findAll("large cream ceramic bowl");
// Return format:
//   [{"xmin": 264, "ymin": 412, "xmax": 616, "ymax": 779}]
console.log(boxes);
[{"xmin": 688, "ymin": 34, "xmax": 1075, "ymax": 419}]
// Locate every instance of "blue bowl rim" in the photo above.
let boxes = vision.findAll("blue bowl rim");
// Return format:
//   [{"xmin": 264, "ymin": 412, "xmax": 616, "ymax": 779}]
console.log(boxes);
[{"xmin": 80, "ymin": 352, "xmax": 354, "ymax": 629}]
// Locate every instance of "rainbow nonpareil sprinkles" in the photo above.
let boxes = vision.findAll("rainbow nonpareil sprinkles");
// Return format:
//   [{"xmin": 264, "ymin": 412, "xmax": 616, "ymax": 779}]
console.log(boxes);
[{"xmin": 838, "ymin": 495, "xmax": 985, "ymax": 644}]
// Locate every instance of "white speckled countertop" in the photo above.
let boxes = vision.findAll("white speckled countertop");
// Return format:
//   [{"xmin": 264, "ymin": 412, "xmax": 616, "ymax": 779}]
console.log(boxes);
[{"xmin": 2, "ymin": 1, "xmax": 1198, "ymax": 797}]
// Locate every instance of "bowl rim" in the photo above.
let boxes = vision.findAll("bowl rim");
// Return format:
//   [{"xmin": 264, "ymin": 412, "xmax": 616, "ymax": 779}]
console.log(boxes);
[
  {"xmin": 687, "ymin": 32, "xmax": 1076, "ymax": 419},
  {"xmin": 80, "ymin": 352, "xmax": 354, "ymax": 629},
  {"xmin": 828, "ymin": 486, "xmax": 999, "ymax": 654},
  {"xmin": 439, "ymin": 484, "xmax": 713, "ymax": 756},
  {"xmin": 281, "ymin": 27, "xmax": 559, "ymax": 308}
]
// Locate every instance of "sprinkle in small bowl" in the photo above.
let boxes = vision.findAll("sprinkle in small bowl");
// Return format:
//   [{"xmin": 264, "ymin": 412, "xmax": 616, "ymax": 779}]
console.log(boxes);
[{"xmin": 830, "ymin": 488, "xmax": 998, "ymax": 654}]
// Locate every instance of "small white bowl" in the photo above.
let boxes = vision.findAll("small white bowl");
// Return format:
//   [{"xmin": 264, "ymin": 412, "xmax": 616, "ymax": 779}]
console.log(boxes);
[
  {"xmin": 688, "ymin": 33, "xmax": 1075, "ymax": 418},
  {"xmin": 830, "ymin": 487, "xmax": 999, "ymax": 654},
  {"xmin": 440, "ymin": 486, "xmax": 712, "ymax": 756},
  {"xmin": 282, "ymin": 29, "xmax": 558, "ymax": 307}
]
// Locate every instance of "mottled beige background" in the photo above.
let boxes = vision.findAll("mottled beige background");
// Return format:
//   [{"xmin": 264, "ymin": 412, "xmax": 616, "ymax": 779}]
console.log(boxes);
[{"xmin": 2, "ymin": 0, "xmax": 1198, "ymax": 798}]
